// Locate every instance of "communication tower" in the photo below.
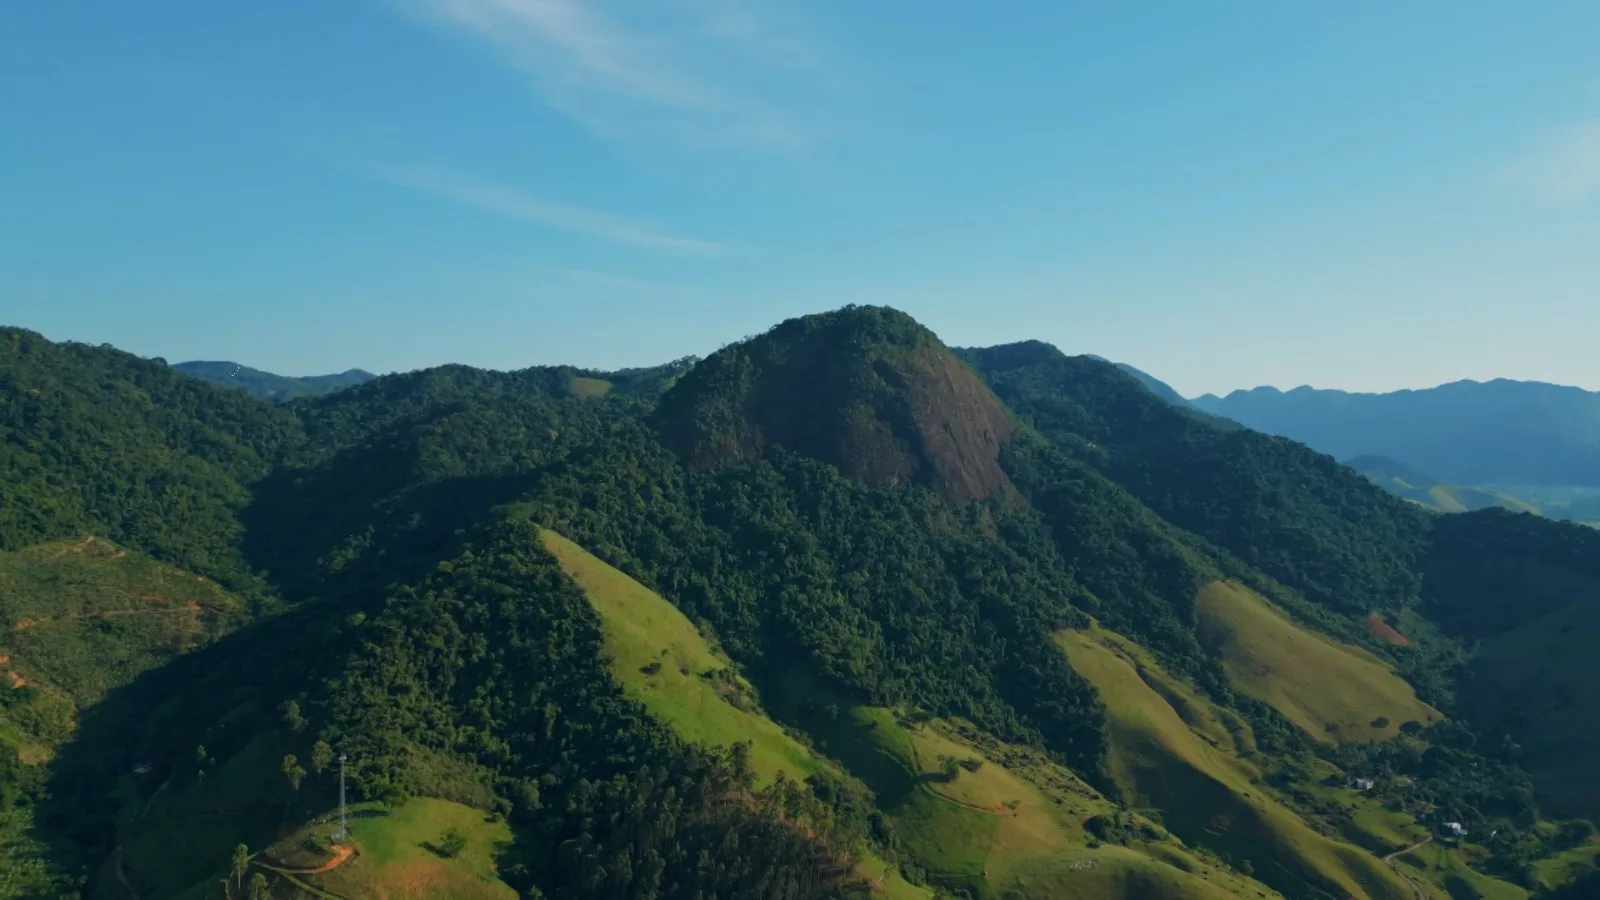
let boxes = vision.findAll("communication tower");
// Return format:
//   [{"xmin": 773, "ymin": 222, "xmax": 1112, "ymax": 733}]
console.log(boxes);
[{"xmin": 335, "ymin": 753, "xmax": 349, "ymax": 841}]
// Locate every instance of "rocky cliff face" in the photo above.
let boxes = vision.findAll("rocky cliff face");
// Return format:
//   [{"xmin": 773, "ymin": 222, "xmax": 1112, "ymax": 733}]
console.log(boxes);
[{"xmin": 652, "ymin": 305, "xmax": 1013, "ymax": 503}]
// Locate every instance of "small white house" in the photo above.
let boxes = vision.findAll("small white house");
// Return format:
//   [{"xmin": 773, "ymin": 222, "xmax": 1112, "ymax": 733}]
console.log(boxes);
[
  {"xmin": 1352, "ymin": 777, "xmax": 1375, "ymax": 791},
  {"xmin": 1444, "ymin": 822, "xmax": 1467, "ymax": 837}
]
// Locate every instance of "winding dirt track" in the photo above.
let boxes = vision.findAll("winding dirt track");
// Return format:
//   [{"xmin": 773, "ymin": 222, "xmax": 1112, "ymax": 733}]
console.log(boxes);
[
  {"xmin": 257, "ymin": 843, "xmax": 356, "ymax": 875},
  {"xmin": 1382, "ymin": 836, "xmax": 1433, "ymax": 900},
  {"xmin": 112, "ymin": 846, "xmax": 138, "ymax": 900}
]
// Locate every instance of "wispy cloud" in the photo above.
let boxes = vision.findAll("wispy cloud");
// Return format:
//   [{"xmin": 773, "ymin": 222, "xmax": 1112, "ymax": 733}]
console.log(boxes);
[
  {"xmin": 365, "ymin": 162, "xmax": 723, "ymax": 253},
  {"xmin": 1502, "ymin": 120, "xmax": 1600, "ymax": 203},
  {"xmin": 392, "ymin": 0, "xmax": 835, "ymax": 150}
]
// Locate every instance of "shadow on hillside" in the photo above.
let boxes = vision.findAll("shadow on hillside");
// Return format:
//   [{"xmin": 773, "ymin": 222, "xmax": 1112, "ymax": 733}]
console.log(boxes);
[
  {"xmin": 34, "ymin": 456, "xmax": 560, "ymax": 892},
  {"xmin": 240, "ymin": 429, "xmax": 547, "ymax": 604}
]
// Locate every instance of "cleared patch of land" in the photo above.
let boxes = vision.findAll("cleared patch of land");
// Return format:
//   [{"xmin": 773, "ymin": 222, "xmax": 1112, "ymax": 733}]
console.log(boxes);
[
  {"xmin": 569, "ymin": 376, "xmax": 613, "ymax": 397},
  {"xmin": 294, "ymin": 798, "xmax": 517, "ymax": 900},
  {"xmin": 0, "ymin": 536, "xmax": 239, "ymax": 713},
  {"xmin": 1364, "ymin": 612, "xmax": 1409, "ymax": 646},
  {"xmin": 540, "ymin": 529, "xmax": 826, "ymax": 784},
  {"xmin": 1195, "ymin": 580, "xmax": 1440, "ymax": 742}
]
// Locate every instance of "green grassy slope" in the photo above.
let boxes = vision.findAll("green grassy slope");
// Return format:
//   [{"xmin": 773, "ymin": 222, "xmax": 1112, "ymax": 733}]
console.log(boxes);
[
  {"xmin": 1394, "ymin": 842, "xmax": 1529, "ymax": 900},
  {"xmin": 283, "ymin": 798, "xmax": 517, "ymax": 900},
  {"xmin": 764, "ymin": 668, "xmax": 1268, "ymax": 900},
  {"xmin": 568, "ymin": 375, "xmax": 612, "ymax": 397},
  {"xmin": 539, "ymin": 529, "xmax": 929, "ymax": 899},
  {"xmin": 1424, "ymin": 486, "xmax": 1540, "ymax": 515},
  {"xmin": 539, "ymin": 529, "xmax": 827, "ymax": 785},
  {"xmin": 902, "ymin": 718, "xmax": 1278, "ymax": 899},
  {"xmin": 1195, "ymin": 581, "xmax": 1441, "ymax": 742},
  {"xmin": 1058, "ymin": 625, "xmax": 1416, "ymax": 900},
  {"xmin": 537, "ymin": 535, "xmax": 1264, "ymax": 900}
]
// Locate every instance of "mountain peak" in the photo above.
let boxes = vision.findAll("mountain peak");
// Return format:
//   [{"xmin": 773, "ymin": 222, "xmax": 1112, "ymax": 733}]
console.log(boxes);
[{"xmin": 652, "ymin": 305, "xmax": 1014, "ymax": 503}]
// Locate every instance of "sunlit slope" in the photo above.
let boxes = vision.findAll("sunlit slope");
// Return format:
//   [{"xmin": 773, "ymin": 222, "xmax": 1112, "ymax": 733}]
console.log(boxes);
[
  {"xmin": 1467, "ymin": 596, "xmax": 1600, "ymax": 820},
  {"xmin": 0, "ymin": 536, "xmax": 242, "ymax": 761},
  {"xmin": 539, "ymin": 529, "xmax": 929, "ymax": 898},
  {"xmin": 569, "ymin": 375, "xmax": 612, "ymax": 397},
  {"xmin": 1195, "ymin": 580, "xmax": 1441, "ymax": 742},
  {"xmin": 539, "ymin": 528, "xmax": 827, "ymax": 784},
  {"xmin": 543, "ymin": 529, "xmax": 1308, "ymax": 898},
  {"xmin": 1426, "ymin": 485, "xmax": 1539, "ymax": 515},
  {"xmin": 900, "ymin": 718, "xmax": 1278, "ymax": 899},
  {"xmin": 1058, "ymin": 626, "xmax": 1415, "ymax": 900},
  {"xmin": 280, "ymin": 798, "xmax": 518, "ymax": 900},
  {"xmin": 1394, "ymin": 841, "xmax": 1529, "ymax": 900},
  {"xmin": 761, "ymin": 665, "xmax": 1278, "ymax": 899}
]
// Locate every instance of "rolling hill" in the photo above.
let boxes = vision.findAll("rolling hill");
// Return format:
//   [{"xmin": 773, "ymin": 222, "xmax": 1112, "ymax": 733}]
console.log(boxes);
[
  {"xmin": 172, "ymin": 360, "xmax": 376, "ymax": 402},
  {"xmin": 1346, "ymin": 455, "xmax": 1546, "ymax": 517},
  {"xmin": 5, "ymin": 308, "xmax": 1600, "ymax": 899}
]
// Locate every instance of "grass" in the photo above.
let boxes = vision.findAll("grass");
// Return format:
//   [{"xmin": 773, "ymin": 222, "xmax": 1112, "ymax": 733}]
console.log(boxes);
[
  {"xmin": 296, "ymin": 799, "xmax": 516, "ymax": 900},
  {"xmin": 568, "ymin": 376, "xmax": 613, "ymax": 397},
  {"xmin": 539, "ymin": 529, "xmax": 826, "ymax": 785},
  {"xmin": 754, "ymin": 666, "xmax": 996, "ymax": 892},
  {"xmin": 905, "ymin": 718, "xmax": 1281, "ymax": 899},
  {"xmin": 1195, "ymin": 580, "xmax": 1441, "ymax": 742},
  {"xmin": 539, "ymin": 529, "xmax": 930, "ymax": 898},
  {"xmin": 760, "ymin": 663, "xmax": 1281, "ymax": 899},
  {"xmin": 1531, "ymin": 835, "xmax": 1600, "ymax": 891},
  {"xmin": 996, "ymin": 846, "xmax": 1256, "ymax": 900},
  {"xmin": 1425, "ymin": 486, "xmax": 1539, "ymax": 515},
  {"xmin": 1058, "ymin": 624, "xmax": 1417, "ymax": 900},
  {"xmin": 1467, "ymin": 591, "xmax": 1600, "ymax": 820},
  {"xmin": 1394, "ymin": 841, "xmax": 1529, "ymax": 900},
  {"xmin": 114, "ymin": 732, "xmax": 301, "ymax": 899}
]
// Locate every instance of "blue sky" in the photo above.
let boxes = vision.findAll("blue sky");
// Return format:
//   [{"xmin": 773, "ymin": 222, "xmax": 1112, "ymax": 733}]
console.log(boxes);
[{"xmin": 3, "ymin": 1, "xmax": 1598, "ymax": 396}]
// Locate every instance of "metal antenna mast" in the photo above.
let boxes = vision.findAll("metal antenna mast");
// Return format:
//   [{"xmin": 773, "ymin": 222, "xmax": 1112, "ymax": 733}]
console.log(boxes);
[{"xmin": 335, "ymin": 754, "xmax": 349, "ymax": 841}]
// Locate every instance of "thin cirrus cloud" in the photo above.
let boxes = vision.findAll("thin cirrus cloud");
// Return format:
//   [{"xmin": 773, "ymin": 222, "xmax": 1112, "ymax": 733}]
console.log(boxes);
[
  {"xmin": 365, "ymin": 162, "xmax": 724, "ymax": 253},
  {"xmin": 392, "ymin": 0, "xmax": 830, "ymax": 150},
  {"xmin": 1502, "ymin": 120, "xmax": 1600, "ymax": 203}
]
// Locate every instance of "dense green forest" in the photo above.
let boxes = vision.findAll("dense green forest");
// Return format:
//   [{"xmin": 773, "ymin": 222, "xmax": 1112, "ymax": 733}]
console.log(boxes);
[{"xmin": 4, "ymin": 309, "xmax": 1599, "ymax": 899}]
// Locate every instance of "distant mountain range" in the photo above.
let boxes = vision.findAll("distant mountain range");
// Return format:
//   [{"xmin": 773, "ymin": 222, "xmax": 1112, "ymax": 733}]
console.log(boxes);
[
  {"xmin": 1186, "ymin": 379, "xmax": 1600, "ymax": 487},
  {"xmin": 172, "ymin": 360, "xmax": 376, "ymax": 402},
  {"xmin": 1107, "ymin": 366, "xmax": 1600, "ymax": 522}
]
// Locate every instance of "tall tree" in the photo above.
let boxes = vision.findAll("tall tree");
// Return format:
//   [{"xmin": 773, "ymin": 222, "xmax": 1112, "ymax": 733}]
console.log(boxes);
[
  {"xmin": 310, "ymin": 740, "xmax": 333, "ymax": 776},
  {"xmin": 231, "ymin": 843, "xmax": 249, "ymax": 891}
]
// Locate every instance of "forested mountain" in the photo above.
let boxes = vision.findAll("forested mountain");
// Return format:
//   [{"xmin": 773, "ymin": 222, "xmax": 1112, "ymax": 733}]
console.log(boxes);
[
  {"xmin": 1094, "ymin": 358, "xmax": 1200, "ymax": 411},
  {"xmin": 172, "ymin": 360, "xmax": 377, "ymax": 402},
  {"xmin": 5, "ymin": 312, "xmax": 1600, "ymax": 900},
  {"xmin": 1189, "ymin": 380, "xmax": 1600, "ymax": 487}
]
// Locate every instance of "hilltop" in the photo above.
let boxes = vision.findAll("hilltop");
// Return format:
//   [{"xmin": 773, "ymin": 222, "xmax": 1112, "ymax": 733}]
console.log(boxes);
[{"xmin": 653, "ymin": 305, "xmax": 1014, "ymax": 503}]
